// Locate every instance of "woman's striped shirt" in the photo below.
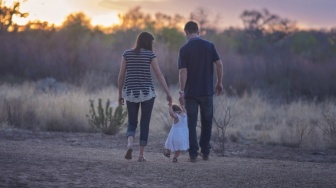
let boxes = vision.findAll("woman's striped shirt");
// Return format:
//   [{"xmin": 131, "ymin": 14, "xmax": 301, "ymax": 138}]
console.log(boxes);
[{"xmin": 122, "ymin": 48, "xmax": 157, "ymax": 103}]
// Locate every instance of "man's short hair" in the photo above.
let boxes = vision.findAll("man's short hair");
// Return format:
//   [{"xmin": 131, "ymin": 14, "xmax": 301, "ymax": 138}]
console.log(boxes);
[{"xmin": 184, "ymin": 21, "xmax": 199, "ymax": 34}]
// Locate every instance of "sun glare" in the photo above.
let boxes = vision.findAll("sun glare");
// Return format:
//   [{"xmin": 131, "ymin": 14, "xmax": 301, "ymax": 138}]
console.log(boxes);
[
  {"xmin": 6, "ymin": 0, "xmax": 121, "ymax": 27},
  {"xmin": 91, "ymin": 12, "xmax": 120, "ymax": 27}
]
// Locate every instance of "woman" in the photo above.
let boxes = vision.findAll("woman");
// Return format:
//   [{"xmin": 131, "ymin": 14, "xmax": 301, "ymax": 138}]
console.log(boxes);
[{"xmin": 118, "ymin": 32, "xmax": 172, "ymax": 162}]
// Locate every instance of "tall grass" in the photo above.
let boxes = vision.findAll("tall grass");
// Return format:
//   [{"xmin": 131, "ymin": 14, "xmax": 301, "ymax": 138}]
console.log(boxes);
[
  {"xmin": 0, "ymin": 80, "xmax": 335, "ymax": 150},
  {"xmin": 0, "ymin": 80, "xmax": 118, "ymax": 132},
  {"xmin": 219, "ymin": 92, "xmax": 336, "ymax": 149}
]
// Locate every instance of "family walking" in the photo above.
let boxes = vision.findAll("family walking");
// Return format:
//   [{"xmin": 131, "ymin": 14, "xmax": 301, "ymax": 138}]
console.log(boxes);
[{"xmin": 117, "ymin": 21, "xmax": 223, "ymax": 162}]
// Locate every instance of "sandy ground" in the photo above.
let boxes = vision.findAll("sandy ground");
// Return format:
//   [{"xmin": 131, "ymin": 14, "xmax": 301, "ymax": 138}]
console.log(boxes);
[{"xmin": 0, "ymin": 129, "xmax": 335, "ymax": 188}]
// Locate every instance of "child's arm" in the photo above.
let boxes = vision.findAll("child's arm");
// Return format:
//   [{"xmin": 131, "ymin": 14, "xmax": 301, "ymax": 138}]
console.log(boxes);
[{"xmin": 168, "ymin": 104, "xmax": 178, "ymax": 120}]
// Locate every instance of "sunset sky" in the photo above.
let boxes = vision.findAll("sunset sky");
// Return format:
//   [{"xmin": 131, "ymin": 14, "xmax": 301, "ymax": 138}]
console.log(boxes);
[{"xmin": 5, "ymin": 0, "xmax": 336, "ymax": 29}]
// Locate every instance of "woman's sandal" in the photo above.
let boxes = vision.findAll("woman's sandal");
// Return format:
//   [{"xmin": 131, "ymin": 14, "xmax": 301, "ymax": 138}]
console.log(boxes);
[
  {"xmin": 172, "ymin": 157, "xmax": 178, "ymax": 163},
  {"xmin": 163, "ymin": 151, "xmax": 170, "ymax": 158},
  {"xmin": 138, "ymin": 155, "xmax": 147, "ymax": 162}
]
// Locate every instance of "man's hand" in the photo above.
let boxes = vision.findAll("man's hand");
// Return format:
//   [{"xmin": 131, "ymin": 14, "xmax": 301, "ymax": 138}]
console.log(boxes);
[
  {"xmin": 179, "ymin": 95, "xmax": 185, "ymax": 105},
  {"xmin": 215, "ymin": 83, "xmax": 223, "ymax": 96}
]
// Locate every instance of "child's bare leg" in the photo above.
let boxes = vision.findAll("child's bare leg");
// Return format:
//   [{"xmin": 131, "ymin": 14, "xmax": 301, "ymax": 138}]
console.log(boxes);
[
  {"xmin": 173, "ymin": 150, "xmax": 180, "ymax": 162},
  {"xmin": 174, "ymin": 150, "xmax": 180, "ymax": 158}
]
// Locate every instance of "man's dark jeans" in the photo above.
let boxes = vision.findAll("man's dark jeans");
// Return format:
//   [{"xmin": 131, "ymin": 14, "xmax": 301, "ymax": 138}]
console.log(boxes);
[
  {"xmin": 126, "ymin": 97, "xmax": 155, "ymax": 146},
  {"xmin": 185, "ymin": 96, "xmax": 213, "ymax": 158}
]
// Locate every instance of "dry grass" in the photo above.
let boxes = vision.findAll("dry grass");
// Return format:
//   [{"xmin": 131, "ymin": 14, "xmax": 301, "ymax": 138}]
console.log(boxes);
[{"xmin": 0, "ymin": 81, "xmax": 335, "ymax": 150}]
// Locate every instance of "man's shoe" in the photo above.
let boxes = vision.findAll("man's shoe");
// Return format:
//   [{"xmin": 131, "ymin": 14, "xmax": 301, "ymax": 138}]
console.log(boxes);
[
  {"xmin": 188, "ymin": 157, "xmax": 197, "ymax": 163},
  {"xmin": 200, "ymin": 153, "xmax": 209, "ymax": 160}
]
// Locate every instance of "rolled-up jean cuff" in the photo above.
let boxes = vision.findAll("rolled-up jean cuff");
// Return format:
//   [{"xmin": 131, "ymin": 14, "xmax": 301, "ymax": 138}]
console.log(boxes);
[
  {"xmin": 126, "ymin": 131, "xmax": 135, "ymax": 138},
  {"xmin": 139, "ymin": 140, "xmax": 147, "ymax": 146}
]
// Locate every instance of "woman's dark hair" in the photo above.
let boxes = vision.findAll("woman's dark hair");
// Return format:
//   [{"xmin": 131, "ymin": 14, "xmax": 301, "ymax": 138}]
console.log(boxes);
[
  {"xmin": 184, "ymin": 21, "xmax": 199, "ymax": 34},
  {"xmin": 133, "ymin": 32, "xmax": 154, "ymax": 54},
  {"xmin": 172, "ymin": 104, "xmax": 182, "ymax": 112}
]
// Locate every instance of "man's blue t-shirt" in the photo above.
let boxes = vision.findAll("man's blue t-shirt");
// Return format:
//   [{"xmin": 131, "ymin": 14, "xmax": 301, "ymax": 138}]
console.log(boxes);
[{"xmin": 178, "ymin": 37, "xmax": 220, "ymax": 97}]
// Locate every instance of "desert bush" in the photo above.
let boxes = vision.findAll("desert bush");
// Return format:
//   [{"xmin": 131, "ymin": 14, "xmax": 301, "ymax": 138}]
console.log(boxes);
[
  {"xmin": 319, "ymin": 111, "xmax": 336, "ymax": 148},
  {"xmin": 86, "ymin": 98, "xmax": 127, "ymax": 135},
  {"xmin": 280, "ymin": 118, "xmax": 316, "ymax": 148},
  {"xmin": 4, "ymin": 98, "xmax": 23, "ymax": 128}
]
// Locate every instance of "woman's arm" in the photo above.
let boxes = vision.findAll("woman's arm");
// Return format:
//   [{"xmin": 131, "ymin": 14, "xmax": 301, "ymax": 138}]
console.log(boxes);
[
  {"xmin": 117, "ymin": 57, "xmax": 127, "ymax": 105},
  {"xmin": 151, "ymin": 58, "xmax": 172, "ymax": 105}
]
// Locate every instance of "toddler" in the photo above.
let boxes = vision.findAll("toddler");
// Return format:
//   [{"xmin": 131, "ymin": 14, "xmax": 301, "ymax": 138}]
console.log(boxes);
[{"xmin": 164, "ymin": 103, "xmax": 189, "ymax": 162}]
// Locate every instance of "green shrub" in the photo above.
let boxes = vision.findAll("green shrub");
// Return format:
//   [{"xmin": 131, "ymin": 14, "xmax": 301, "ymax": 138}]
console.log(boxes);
[{"xmin": 86, "ymin": 98, "xmax": 127, "ymax": 135}]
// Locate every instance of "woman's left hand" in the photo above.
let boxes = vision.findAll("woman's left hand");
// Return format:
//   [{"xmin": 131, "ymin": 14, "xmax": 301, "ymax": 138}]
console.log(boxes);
[
  {"xmin": 166, "ymin": 94, "xmax": 172, "ymax": 105},
  {"xmin": 118, "ymin": 97, "xmax": 124, "ymax": 105}
]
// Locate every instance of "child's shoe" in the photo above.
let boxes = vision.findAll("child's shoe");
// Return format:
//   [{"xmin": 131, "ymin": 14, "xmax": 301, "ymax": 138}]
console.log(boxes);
[
  {"xmin": 138, "ymin": 155, "xmax": 147, "ymax": 162},
  {"xmin": 163, "ymin": 150, "xmax": 170, "ymax": 158}
]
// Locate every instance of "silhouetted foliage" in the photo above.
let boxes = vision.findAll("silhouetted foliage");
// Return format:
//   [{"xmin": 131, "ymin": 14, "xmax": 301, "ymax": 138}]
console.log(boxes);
[
  {"xmin": 1, "ymin": 7, "xmax": 336, "ymax": 101},
  {"xmin": 240, "ymin": 9, "xmax": 296, "ymax": 40},
  {"xmin": 0, "ymin": 0, "xmax": 28, "ymax": 32}
]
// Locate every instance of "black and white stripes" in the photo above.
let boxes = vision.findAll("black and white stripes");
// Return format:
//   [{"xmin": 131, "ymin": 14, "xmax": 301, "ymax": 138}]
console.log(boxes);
[{"xmin": 122, "ymin": 49, "xmax": 157, "ymax": 102}]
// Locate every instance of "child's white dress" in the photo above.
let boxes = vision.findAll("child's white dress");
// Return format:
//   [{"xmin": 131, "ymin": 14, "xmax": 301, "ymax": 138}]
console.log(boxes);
[{"xmin": 164, "ymin": 113, "xmax": 189, "ymax": 152}]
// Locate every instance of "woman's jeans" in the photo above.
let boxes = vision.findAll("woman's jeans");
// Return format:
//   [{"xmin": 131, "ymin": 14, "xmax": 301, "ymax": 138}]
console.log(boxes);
[
  {"xmin": 185, "ymin": 96, "xmax": 213, "ymax": 158},
  {"xmin": 126, "ymin": 97, "xmax": 155, "ymax": 146}
]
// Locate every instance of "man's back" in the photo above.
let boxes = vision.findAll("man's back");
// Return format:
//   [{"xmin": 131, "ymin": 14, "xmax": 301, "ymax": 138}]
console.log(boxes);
[{"xmin": 178, "ymin": 37, "xmax": 220, "ymax": 97}]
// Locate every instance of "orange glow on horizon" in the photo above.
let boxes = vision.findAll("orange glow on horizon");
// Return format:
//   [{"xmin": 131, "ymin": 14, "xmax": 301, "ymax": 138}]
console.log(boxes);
[
  {"xmin": 6, "ymin": 0, "xmax": 121, "ymax": 27},
  {"xmin": 4, "ymin": 0, "xmax": 335, "ymax": 30}
]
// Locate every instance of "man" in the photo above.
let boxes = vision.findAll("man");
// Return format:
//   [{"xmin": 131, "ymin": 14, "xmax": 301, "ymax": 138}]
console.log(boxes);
[{"xmin": 178, "ymin": 21, "xmax": 223, "ymax": 162}]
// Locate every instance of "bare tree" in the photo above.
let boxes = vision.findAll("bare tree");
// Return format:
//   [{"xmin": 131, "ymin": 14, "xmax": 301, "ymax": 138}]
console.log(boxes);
[
  {"xmin": 318, "ymin": 110, "xmax": 336, "ymax": 148},
  {"xmin": 189, "ymin": 7, "xmax": 221, "ymax": 33},
  {"xmin": 212, "ymin": 94, "xmax": 241, "ymax": 156},
  {"xmin": 284, "ymin": 118, "xmax": 316, "ymax": 148},
  {"xmin": 240, "ymin": 9, "xmax": 296, "ymax": 40}
]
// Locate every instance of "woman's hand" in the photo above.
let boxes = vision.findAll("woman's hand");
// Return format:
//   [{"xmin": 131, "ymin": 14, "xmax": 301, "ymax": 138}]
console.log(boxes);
[
  {"xmin": 118, "ymin": 97, "xmax": 124, "ymax": 105},
  {"xmin": 166, "ymin": 94, "xmax": 172, "ymax": 105}
]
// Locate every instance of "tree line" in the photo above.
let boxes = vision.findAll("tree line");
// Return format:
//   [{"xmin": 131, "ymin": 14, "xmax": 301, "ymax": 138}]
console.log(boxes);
[{"xmin": 1, "ymin": 1, "xmax": 336, "ymax": 101}]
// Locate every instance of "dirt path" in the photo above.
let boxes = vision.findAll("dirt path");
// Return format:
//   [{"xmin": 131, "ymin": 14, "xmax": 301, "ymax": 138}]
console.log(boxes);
[{"xmin": 0, "ymin": 130, "xmax": 335, "ymax": 188}]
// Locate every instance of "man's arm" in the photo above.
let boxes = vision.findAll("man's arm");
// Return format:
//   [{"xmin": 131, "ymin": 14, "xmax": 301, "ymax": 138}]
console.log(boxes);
[
  {"xmin": 214, "ymin": 60, "xmax": 223, "ymax": 95},
  {"xmin": 179, "ymin": 68, "xmax": 187, "ymax": 105}
]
